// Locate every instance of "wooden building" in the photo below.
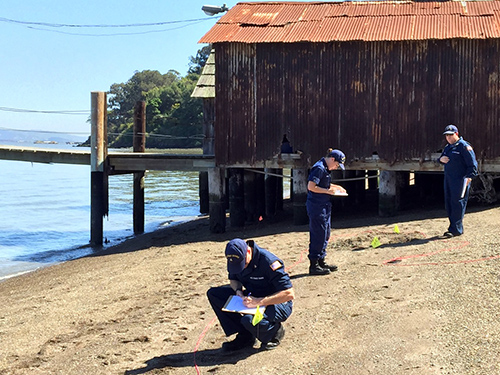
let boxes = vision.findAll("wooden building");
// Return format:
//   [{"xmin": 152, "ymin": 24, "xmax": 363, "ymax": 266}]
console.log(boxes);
[{"xmin": 197, "ymin": 0, "xmax": 500, "ymax": 230}]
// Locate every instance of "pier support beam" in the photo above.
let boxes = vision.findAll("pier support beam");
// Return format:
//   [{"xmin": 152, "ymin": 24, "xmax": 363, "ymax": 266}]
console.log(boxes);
[
  {"xmin": 292, "ymin": 168, "xmax": 308, "ymax": 225},
  {"xmin": 379, "ymin": 170, "xmax": 403, "ymax": 217},
  {"xmin": 244, "ymin": 170, "xmax": 258, "ymax": 223},
  {"xmin": 199, "ymin": 172, "xmax": 209, "ymax": 214},
  {"xmin": 229, "ymin": 168, "xmax": 245, "ymax": 227},
  {"xmin": 208, "ymin": 167, "xmax": 226, "ymax": 233},
  {"xmin": 265, "ymin": 168, "xmax": 278, "ymax": 218},
  {"xmin": 90, "ymin": 91, "xmax": 108, "ymax": 246},
  {"xmin": 133, "ymin": 101, "xmax": 146, "ymax": 235}
]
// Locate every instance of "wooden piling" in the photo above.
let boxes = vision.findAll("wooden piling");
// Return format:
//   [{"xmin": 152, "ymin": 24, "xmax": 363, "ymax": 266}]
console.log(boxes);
[
  {"xmin": 90, "ymin": 91, "xmax": 108, "ymax": 246},
  {"xmin": 208, "ymin": 167, "xmax": 226, "ymax": 233},
  {"xmin": 292, "ymin": 168, "xmax": 308, "ymax": 225},
  {"xmin": 229, "ymin": 168, "xmax": 245, "ymax": 227},
  {"xmin": 367, "ymin": 170, "xmax": 379, "ymax": 190},
  {"xmin": 378, "ymin": 170, "xmax": 401, "ymax": 216},
  {"xmin": 199, "ymin": 172, "xmax": 209, "ymax": 214},
  {"xmin": 255, "ymin": 169, "xmax": 266, "ymax": 220},
  {"xmin": 244, "ymin": 170, "xmax": 258, "ymax": 223},
  {"xmin": 133, "ymin": 101, "xmax": 146, "ymax": 235},
  {"xmin": 265, "ymin": 168, "xmax": 278, "ymax": 217},
  {"xmin": 275, "ymin": 169, "xmax": 284, "ymax": 211}
]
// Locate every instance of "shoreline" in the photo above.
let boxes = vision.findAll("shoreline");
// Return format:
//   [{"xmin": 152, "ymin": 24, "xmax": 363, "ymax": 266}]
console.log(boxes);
[{"xmin": 0, "ymin": 214, "xmax": 204, "ymax": 283}]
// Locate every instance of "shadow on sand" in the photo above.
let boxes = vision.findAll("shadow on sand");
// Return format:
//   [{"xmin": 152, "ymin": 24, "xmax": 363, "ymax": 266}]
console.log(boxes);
[{"xmin": 124, "ymin": 347, "xmax": 259, "ymax": 374}]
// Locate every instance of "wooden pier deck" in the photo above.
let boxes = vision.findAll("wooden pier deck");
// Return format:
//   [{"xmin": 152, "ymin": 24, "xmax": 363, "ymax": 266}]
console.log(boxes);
[{"xmin": 0, "ymin": 145, "xmax": 215, "ymax": 172}]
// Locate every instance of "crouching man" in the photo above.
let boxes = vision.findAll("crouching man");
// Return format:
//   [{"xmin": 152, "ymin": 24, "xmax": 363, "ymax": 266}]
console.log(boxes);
[{"xmin": 207, "ymin": 238, "xmax": 295, "ymax": 351}]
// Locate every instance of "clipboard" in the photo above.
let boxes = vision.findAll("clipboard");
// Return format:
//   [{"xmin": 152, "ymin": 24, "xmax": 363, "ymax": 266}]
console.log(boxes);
[
  {"xmin": 222, "ymin": 295, "xmax": 266, "ymax": 315},
  {"xmin": 333, "ymin": 191, "xmax": 348, "ymax": 196},
  {"xmin": 460, "ymin": 178, "xmax": 468, "ymax": 199}
]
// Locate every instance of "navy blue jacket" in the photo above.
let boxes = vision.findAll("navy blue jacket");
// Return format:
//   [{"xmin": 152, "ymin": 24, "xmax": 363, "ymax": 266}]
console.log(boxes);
[
  {"xmin": 307, "ymin": 158, "xmax": 331, "ymax": 205},
  {"xmin": 440, "ymin": 137, "xmax": 478, "ymax": 180},
  {"xmin": 228, "ymin": 241, "xmax": 293, "ymax": 299}
]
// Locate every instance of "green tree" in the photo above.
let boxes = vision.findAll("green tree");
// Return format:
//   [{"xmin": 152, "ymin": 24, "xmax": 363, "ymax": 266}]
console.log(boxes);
[
  {"xmin": 81, "ymin": 47, "xmax": 211, "ymax": 148},
  {"xmin": 107, "ymin": 70, "xmax": 180, "ymax": 147},
  {"xmin": 188, "ymin": 45, "xmax": 212, "ymax": 74},
  {"xmin": 144, "ymin": 73, "xmax": 203, "ymax": 148}
]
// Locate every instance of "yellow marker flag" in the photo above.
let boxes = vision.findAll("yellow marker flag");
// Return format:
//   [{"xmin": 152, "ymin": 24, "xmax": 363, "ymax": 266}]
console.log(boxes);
[
  {"xmin": 252, "ymin": 305, "xmax": 264, "ymax": 326},
  {"xmin": 394, "ymin": 224, "xmax": 400, "ymax": 234},
  {"xmin": 371, "ymin": 237, "xmax": 381, "ymax": 248}
]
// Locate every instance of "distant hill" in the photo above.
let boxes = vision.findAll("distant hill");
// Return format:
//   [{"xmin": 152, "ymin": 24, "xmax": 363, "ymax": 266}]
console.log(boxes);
[{"xmin": 0, "ymin": 129, "xmax": 88, "ymax": 145}]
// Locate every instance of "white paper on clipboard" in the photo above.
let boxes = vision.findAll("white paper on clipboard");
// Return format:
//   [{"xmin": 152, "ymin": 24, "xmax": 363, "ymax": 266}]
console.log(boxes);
[
  {"xmin": 222, "ymin": 295, "xmax": 266, "ymax": 315},
  {"xmin": 460, "ymin": 178, "xmax": 468, "ymax": 199},
  {"xmin": 333, "ymin": 191, "xmax": 348, "ymax": 196}
]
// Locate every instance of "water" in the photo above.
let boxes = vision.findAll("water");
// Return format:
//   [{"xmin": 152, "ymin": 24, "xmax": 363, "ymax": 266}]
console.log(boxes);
[{"xmin": 0, "ymin": 146, "xmax": 202, "ymax": 280}]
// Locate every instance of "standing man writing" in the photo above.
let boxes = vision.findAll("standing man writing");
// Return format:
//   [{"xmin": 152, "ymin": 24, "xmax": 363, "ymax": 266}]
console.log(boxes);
[
  {"xmin": 439, "ymin": 124, "xmax": 478, "ymax": 238},
  {"xmin": 207, "ymin": 239, "xmax": 294, "ymax": 351},
  {"xmin": 306, "ymin": 148, "xmax": 347, "ymax": 275}
]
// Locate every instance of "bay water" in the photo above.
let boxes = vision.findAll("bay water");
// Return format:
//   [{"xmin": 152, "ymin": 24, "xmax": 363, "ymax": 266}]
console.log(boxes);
[{"xmin": 0, "ymin": 146, "xmax": 201, "ymax": 281}]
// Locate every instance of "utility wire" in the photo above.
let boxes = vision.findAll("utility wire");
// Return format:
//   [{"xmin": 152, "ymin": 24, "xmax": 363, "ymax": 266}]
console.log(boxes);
[
  {"xmin": 0, "ymin": 107, "xmax": 89, "ymax": 115},
  {"xmin": 0, "ymin": 127, "xmax": 204, "ymax": 140},
  {"xmin": 0, "ymin": 127, "xmax": 89, "ymax": 135},
  {"xmin": 27, "ymin": 19, "xmax": 212, "ymax": 37},
  {"xmin": 0, "ymin": 16, "xmax": 217, "ymax": 28}
]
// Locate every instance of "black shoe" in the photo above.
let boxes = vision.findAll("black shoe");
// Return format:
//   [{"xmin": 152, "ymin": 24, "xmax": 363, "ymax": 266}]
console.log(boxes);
[
  {"xmin": 318, "ymin": 258, "xmax": 338, "ymax": 272},
  {"xmin": 261, "ymin": 325, "xmax": 285, "ymax": 350},
  {"xmin": 222, "ymin": 332, "xmax": 255, "ymax": 352},
  {"xmin": 309, "ymin": 260, "xmax": 331, "ymax": 276}
]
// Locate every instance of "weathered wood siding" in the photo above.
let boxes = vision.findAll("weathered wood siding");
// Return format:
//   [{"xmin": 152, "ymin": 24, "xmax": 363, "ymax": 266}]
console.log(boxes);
[{"xmin": 214, "ymin": 40, "xmax": 500, "ymax": 167}]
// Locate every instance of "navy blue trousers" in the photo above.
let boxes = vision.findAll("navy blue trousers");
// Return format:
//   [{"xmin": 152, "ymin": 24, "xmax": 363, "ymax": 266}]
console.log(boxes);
[
  {"xmin": 306, "ymin": 200, "xmax": 331, "ymax": 261},
  {"xmin": 444, "ymin": 177, "xmax": 470, "ymax": 235},
  {"xmin": 207, "ymin": 286, "xmax": 293, "ymax": 344}
]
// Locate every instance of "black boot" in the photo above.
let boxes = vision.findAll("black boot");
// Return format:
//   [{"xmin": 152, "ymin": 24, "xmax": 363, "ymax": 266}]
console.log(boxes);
[
  {"xmin": 261, "ymin": 324, "xmax": 285, "ymax": 350},
  {"xmin": 222, "ymin": 332, "xmax": 255, "ymax": 352},
  {"xmin": 309, "ymin": 259, "xmax": 331, "ymax": 275},
  {"xmin": 318, "ymin": 258, "xmax": 338, "ymax": 272}
]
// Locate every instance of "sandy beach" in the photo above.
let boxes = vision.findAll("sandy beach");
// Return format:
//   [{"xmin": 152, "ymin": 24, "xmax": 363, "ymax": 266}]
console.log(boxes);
[{"xmin": 1, "ymin": 203, "xmax": 500, "ymax": 375}]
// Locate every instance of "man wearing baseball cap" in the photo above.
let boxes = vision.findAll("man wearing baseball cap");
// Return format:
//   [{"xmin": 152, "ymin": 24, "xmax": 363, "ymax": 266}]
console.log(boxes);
[
  {"xmin": 306, "ymin": 148, "xmax": 347, "ymax": 275},
  {"xmin": 439, "ymin": 124, "xmax": 478, "ymax": 237},
  {"xmin": 207, "ymin": 239, "xmax": 294, "ymax": 351}
]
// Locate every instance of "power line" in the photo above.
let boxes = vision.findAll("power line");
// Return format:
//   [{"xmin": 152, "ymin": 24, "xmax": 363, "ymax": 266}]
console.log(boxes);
[
  {"xmin": 0, "ymin": 127, "xmax": 89, "ymax": 135},
  {"xmin": 26, "ymin": 19, "xmax": 213, "ymax": 37},
  {"xmin": 0, "ymin": 16, "xmax": 216, "ymax": 28},
  {"xmin": 0, "ymin": 107, "xmax": 89, "ymax": 115},
  {"xmin": 0, "ymin": 127, "xmax": 203, "ymax": 140}
]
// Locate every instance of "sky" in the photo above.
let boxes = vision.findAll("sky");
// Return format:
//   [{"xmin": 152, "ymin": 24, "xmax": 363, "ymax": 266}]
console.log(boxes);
[{"xmin": 0, "ymin": 0, "xmax": 239, "ymax": 138}]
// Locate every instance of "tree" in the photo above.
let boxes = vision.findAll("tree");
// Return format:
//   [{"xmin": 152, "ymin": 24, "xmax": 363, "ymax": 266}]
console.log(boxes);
[
  {"xmin": 107, "ymin": 70, "xmax": 181, "ymax": 147},
  {"xmin": 188, "ymin": 45, "xmax": 212, "ymax": 74},
  {"xmin": 81, "ymin": 47, "xmax": 211, "ymax": 149}
]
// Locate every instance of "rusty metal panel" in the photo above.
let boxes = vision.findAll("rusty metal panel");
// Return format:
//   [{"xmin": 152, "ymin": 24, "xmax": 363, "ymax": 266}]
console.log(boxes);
[
  {"xmin": 214, "ymin": 43, "xmax": 257, "ymax": 165},
  {"xmin": 199, "ymin": 0, "xmax": 500, "ymax": 43},
  {"xmin": 213, "ymin": 39, "xmax": 500, "ymax": 167}
]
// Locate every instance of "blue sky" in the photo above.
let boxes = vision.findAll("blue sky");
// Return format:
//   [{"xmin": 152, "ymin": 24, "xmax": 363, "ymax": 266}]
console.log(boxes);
[{"xmin": 0, "ymin": 0, "xmax": 238, "ymax": 136}]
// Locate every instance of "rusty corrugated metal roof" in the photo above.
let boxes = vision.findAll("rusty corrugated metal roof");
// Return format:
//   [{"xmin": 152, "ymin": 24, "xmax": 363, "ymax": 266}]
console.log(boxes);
[{"xmin": 199, "ymin": 1, "xmax": 500, "ymax": 43}]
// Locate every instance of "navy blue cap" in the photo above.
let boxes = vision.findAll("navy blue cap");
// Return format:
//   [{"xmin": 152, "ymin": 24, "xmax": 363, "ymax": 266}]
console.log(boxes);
[
  {"xmin": 225, "ymin": 239, "xmax": 248, "ymax": 274},
  {"xmin": 328, "ymin": 149, "xmax": 346, "ymax": 170},
  {"xmin": 443, "ymin": 125, "xmax": 459, "ymax": 135}
]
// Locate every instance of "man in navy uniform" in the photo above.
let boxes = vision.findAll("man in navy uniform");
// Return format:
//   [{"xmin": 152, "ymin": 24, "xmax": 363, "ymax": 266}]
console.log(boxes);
[
  {"xmin": 207, "ymin": 239, "xmax": 294, "ymax": 351},
  {"xmin": 439, "ymin": 125, "xmax": 478, "ymax": 237},
  {"xmin": 306, "ymin": 148, "xmax": 347, "ymax": 275}
]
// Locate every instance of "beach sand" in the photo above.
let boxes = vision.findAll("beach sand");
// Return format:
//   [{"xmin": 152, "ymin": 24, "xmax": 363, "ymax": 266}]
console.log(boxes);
[{"xmin": 1, "ymin": 204, "xmax": 500, "ymax": 375}]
